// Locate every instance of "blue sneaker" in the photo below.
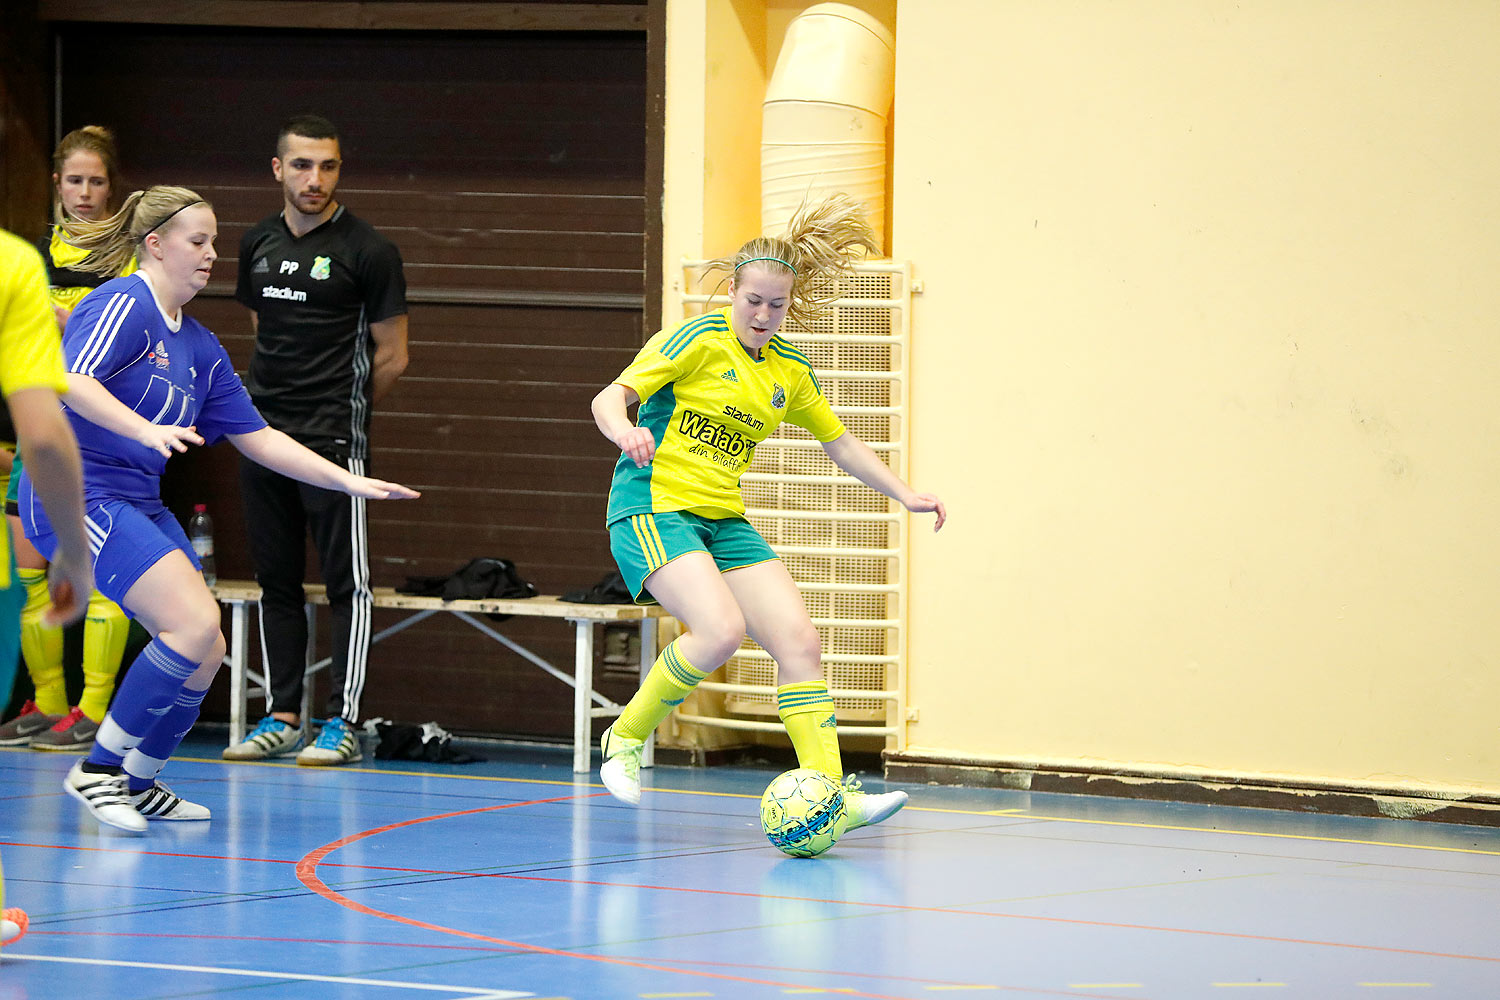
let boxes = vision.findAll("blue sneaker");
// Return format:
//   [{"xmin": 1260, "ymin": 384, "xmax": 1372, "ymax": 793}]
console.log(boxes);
[
  {"xmin": 222, "ymin": 716, "xmax": 304, "ymax": 761},
  {"xmin": 297, "ymin": 717, "xmax": 362, "ymax": 767}
]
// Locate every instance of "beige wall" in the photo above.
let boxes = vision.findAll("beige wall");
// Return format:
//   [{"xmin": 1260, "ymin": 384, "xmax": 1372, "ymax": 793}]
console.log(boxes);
[{"xmin": 663, "ymin": 1, "xmax": 1500, "ymax": 795}]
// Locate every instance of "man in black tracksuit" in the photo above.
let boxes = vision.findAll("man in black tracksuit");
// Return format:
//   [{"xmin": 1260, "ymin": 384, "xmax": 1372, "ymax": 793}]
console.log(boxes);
[{"xmin": 225, "ymin": 114, "xmax": 409, "ymax": 766}]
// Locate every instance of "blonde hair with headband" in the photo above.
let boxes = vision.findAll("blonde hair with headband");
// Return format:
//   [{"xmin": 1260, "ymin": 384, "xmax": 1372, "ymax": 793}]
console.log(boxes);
[{"xmin": 704, "ymin": 193, "xmax": 878, "ymax": 332}]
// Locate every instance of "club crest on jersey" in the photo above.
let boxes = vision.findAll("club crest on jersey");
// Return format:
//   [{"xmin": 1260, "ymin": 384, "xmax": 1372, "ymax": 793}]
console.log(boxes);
[
  {"xmin": 769, "ymin": 383, "xmax": 786, "ymax": 410},
  {"xmin": 721, "ymin": 368, "xmax": 739, "ymax": 383},
  {"xmin": 310, "ymin": 256, "xmax": 332, "ymax": 280},
  {"xmin": 148, "ymin": 340, "xmax": 170, "ymax": 369}
]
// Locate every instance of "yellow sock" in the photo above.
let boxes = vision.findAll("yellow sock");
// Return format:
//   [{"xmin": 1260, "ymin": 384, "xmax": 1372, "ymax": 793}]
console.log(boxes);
[
  {"xmin": 18, "ymin": 568, "xmax": 66, "ymax": 715},
  {"xmin": 614, "ymin": 640, "xmax": 706, "ymax": 742},
  {"xmin": 778, "ymin": 680, "xmax": 843, "ymax": 780},
  {"xmin": 79, "ymin": 591, "xmax": 130, "ymax": 721}
]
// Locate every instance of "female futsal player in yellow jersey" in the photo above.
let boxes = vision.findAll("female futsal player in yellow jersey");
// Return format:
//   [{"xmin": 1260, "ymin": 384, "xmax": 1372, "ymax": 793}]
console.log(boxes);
[
  {"xmin": 0, "ymin": 226, "xmax": 93, "ymax": 952},
  {"xmin": 0, "ymin": 127, "xmax": 134, "ymax": 753},
  {"xmin": 591, "ymin": 194, "xmax": 945, "ymax": 829}
]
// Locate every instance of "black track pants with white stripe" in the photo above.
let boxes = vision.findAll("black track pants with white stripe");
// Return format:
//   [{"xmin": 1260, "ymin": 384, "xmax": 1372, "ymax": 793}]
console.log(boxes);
[{"xmin": 239, "ymin": 456, "xmax": 373, "ymax": 724}]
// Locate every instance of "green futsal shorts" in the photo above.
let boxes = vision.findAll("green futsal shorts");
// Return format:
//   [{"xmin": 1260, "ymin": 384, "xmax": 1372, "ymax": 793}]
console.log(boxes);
[{"xmin": 608, "ymin": 511, "xmax": 778, "ymax": 604}]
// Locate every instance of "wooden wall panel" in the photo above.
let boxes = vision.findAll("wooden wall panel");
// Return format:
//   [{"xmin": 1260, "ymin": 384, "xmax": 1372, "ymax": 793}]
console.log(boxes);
[
  {"xmin": 58, "ymin": 22, "xmax": 650, "ymax": 739},
  {"xmin": 0, "ymin": 1, "xmax": 51, "ymax": 235}
]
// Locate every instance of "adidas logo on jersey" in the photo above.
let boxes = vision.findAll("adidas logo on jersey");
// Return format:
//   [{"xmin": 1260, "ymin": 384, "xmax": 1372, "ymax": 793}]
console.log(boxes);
[
  {"xmin": 721, "ymin": 368, "xmax": 739, "ymax": 383},
  {"xmin": 252, "ymin": 258, "xmax": 270, "ymax": 274}
]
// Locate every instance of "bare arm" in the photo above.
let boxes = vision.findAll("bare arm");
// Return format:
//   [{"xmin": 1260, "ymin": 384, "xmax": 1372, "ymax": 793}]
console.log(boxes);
[
  {"xmin": 227, "ymin": 425, "xmax": 419, "ymax": 499},
  {"xmin": 7, "ymin": 386, "xmax": 92, "ymax": 624},
  {"xmin": 591, "ymin": 382, "xmax": 656, "ymax": 468},
  {"xmin": 370, "ymin": 314, "xmax": 409, "ymax": 404},
  {"xmin": 822, "ymin": 432, "xmax": 947, "ymax": 531},
  {"xmin": 64, "ymin": 373, "xmax": 204, "ymax": 458}
]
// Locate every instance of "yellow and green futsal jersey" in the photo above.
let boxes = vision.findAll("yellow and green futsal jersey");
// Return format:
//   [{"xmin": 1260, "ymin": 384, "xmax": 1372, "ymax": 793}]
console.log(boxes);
[
  {"xmin": 0, "ymin": 229, "xmax": 69, "ymax": 589},
  {"xmin": 43, "ymin": 225, "xmax": 137, "ymax": 315},
  {"xmin": 606, "ymin": 306, "xmax": 845, "ymax": 523}
]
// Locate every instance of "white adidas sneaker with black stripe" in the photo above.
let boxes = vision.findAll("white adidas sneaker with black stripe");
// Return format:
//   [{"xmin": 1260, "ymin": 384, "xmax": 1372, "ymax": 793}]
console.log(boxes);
[
  {"xmin": 222, "ymin": 716, "xmax": 304, "ymax": 761},
  {"xmin": 64, "ymin": 761, "xmax": 147, "ymax": 833},
  {"xmin": 130, "ymin": 781, "xmax": 210, "ymax": 821}
]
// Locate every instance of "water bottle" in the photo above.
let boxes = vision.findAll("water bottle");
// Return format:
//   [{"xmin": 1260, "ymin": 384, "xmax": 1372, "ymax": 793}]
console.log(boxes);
[{"xmin": 188, "ymin": 504, "xmax": 216, "ymax": 586}]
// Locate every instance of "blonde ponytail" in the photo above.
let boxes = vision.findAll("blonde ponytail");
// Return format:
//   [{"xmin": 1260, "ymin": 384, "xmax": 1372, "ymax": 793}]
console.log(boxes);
[
  {"xmin": 703, "ymin": 192, "xmax": 878, "ymax": 332},
  {"xmin": 60, "ymin": 185, "xmax": 209, "ymax": 278}
]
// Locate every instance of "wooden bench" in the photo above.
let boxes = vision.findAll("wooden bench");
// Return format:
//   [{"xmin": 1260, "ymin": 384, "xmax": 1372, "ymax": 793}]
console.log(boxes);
[{"xmin": 211, "ymin": 580, "xmax": 668, "ymax": 772}]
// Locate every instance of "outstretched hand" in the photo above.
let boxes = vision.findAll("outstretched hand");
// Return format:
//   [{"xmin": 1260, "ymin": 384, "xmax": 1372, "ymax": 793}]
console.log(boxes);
[
  {"xmin": 904, "ymin": 492, "xmax": 947, "ymax": 532},
  {"xmin": 139, "ymin": 423, "xmax": 205, "ymax": 458},
  {"xmin": 348, "ymin": 476, "xmax": 421, "ymax": 500}
]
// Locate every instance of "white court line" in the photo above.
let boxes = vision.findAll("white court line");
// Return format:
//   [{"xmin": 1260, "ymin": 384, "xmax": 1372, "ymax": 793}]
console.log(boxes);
[{"xmin": 5, "ymin": 954, "xmax": 530, "ymax": 998}]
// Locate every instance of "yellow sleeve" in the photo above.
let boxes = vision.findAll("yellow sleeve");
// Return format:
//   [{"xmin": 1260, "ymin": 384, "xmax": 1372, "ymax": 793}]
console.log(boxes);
[
  {"xmin": 613, "ymin": 327, "xmax": 688, "ymax": 404},
  {"xmin": 785, "ymin": 368, "xmax": 846, "ymax": 443},
  {"xmin": 0, "ymin": 233, "xmax": 68, "ymax": 399}
]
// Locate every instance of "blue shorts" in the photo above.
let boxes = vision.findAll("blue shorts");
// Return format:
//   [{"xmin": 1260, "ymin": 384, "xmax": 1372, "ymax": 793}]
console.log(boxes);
[
  {"xmin": 608, "ymin": 511, "xmax": 778, "ymax": 605},
  {"xmin": 20, "ymin": 489, "xmax": 196, "ymax": 615}
]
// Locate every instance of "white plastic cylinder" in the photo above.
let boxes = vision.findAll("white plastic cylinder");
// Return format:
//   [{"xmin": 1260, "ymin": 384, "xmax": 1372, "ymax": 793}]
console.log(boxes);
[{"xmin": 761, "ymin": 3, "xmax": 895, "ymax": 251}]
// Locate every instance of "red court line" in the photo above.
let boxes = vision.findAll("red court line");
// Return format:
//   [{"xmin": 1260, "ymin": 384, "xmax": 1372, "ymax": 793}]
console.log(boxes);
[
  {"xmin": 23, "ymin": 931, "xmax": 519, "ymax": 953},
  {"xmin": 296, "ymin": 792, "xmax": 968, "ymax": 1000},
  {"xmin": 11, "ymin": 829, "xmax": 1500, "ymax": 969},
  {"xmin": 19, "ymin": 930, "xmax": 1134, "ymax": 997}
]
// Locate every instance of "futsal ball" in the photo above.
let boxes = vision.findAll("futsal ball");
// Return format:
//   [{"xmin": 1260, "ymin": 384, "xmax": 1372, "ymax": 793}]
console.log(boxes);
[{"xmin": 759, "ymin": 767, "xmax": 848, "ymax": 858}]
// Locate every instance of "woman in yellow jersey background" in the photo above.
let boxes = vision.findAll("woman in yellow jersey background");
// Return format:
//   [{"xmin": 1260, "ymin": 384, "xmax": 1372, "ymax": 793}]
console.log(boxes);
[
  {"xmin": 0, "ymin": 127, "xmax": 134, "ymax": 753},
  {"xmin": 591, "ymin": 194, "xmax": 945, "ymax": 833},
  {"xmin": 0, "ymin": 226, "xmax": 94, "ymax": 954}
]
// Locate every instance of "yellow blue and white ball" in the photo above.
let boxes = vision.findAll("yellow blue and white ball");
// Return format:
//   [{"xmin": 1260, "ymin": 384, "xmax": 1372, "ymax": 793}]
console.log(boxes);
[{"xmin": 759, "ymin": 767, "xmax": 848, "ymax": 857}]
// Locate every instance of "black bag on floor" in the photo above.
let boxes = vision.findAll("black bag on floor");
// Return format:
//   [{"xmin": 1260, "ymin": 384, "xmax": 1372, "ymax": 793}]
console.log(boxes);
[{"xmin": 368, "ymin": 719, "xmax": 482, "ymax": 764}]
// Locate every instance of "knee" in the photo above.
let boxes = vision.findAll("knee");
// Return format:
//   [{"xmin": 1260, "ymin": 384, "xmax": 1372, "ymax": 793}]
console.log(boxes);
[
  {"xmin": 191, "ymin": 632, "xmax": 227, "ymax": 686},
  {"xmin": 770, "ymin": 622, "xmax": 823, "ymax": 678},
  {"xmin": 169, "ymin": 598, "xmax": 225, "ymax": 663},
  {"xmin": 689, "ymin": 611, "xmax": 748, "ymax": 666},
  {"xmin": 206, "ymin": 630, "xmax": 227, "ymax": 667},
  {"xmin": 787, "ymin": 621, "xmax": 822, "ymax": 666}
]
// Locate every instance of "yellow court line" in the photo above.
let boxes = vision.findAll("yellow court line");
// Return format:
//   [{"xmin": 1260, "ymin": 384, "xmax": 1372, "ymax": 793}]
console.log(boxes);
[
  {"xmin": 183, "ymin": 754, "xmax": 763, "ymax": 798},
  {"xmin": 925, "ymin": 986, "xmax": 999, "ymax": 992},
  {"xmin": 973, "ymin": 809, "xmax": 1500, "ymax": 859},
  {"xmin": 174, "ymin": 752, "xmax": 1500, "ymax": 855}
]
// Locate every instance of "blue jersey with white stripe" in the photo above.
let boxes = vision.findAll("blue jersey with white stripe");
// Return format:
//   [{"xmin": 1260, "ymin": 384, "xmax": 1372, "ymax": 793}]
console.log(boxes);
[{"xmin": 62, "ymin": 272, "xmax": 266, "ymax": 503}]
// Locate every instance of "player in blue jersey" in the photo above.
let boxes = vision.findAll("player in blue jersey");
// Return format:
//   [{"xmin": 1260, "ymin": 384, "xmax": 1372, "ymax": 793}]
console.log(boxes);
[
  {"xmin": 591, "ymin": 194, "xmax": 945, "ymax": 829},
  {"xmin": 17, "ymin": 186, "xmax": 420, "ymax": 833}
]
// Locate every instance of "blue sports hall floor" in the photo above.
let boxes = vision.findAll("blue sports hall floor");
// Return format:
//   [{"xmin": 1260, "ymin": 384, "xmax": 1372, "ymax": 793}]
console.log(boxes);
[{"xmin": 2, "ymin": 731, "xmax": 1498, "ymax": 999}]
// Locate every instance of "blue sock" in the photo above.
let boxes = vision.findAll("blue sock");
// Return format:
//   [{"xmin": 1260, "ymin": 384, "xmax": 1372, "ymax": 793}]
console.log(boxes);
[
  {"xmin": 86, "ymin": 637, "xmax": 198, "ymax": 769},
  {"xmin": 125, "ymin": 685, "xmax": 209, "ymax": 794}
]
